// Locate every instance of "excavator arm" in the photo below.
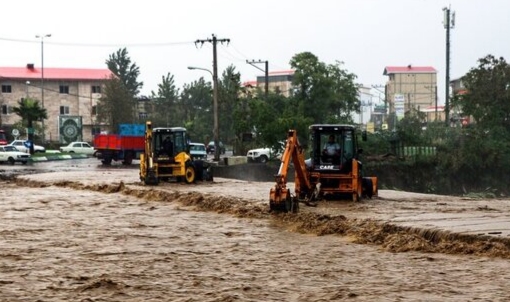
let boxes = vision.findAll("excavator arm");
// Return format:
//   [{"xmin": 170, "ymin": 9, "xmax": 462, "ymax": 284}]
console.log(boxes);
[
  {"xmin": 140, "ymin": 121, "xmax": 158, "ymax": 185},
  {"xmin": 269, "ymin": 129, "xmax": 317, "ymax": 213}
]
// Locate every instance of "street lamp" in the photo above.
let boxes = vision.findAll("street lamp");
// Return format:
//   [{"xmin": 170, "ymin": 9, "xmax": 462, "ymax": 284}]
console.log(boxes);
[
  {"xmin": 188, "ymin": 66, "xmax": 220, "ymax": 162},
  {"xmin": 25, "ymin": 81, "xmax": 30, "ymax": 98},
  {"xmin": 36, "ymin": 33, "xmax": 51, "ymax": 143}
]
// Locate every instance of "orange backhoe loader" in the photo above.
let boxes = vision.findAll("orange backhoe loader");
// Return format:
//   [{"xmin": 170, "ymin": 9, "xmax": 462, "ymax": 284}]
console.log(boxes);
[{"xmin": 269, "ymin": 124, "xmax": 378, "ymax": 213}]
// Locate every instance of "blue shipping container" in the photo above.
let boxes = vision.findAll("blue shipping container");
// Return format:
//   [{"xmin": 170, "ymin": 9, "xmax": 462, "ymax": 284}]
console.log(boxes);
[{"xmin": 118, "ymin": 124, "xmax": 145, "ymax": 136}]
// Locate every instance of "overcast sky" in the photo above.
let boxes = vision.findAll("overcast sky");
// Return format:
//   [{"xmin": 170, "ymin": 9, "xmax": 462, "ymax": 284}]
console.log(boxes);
[{"xmin": 1, "ymin": 0, "xmax": 509, "ymax": 105}]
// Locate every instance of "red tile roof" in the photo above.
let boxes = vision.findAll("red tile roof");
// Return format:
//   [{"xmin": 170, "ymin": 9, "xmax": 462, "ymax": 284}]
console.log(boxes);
[
  {"xmin": 242, "ymin": 80, "xmax": 258, "ymax": 87},
  {"xmin": 383, "ymin": 66, "xmax": 437, "ymax": 75},
  {"xmin": 0, "ymin": 66, "xmax": 113, "ymax": 81}
]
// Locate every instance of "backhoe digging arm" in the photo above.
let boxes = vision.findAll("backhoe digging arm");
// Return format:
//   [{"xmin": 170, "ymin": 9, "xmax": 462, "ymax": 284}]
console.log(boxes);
[{"xmin": 269, "ymin": 130, "xmax": 314, "ymax": 213}]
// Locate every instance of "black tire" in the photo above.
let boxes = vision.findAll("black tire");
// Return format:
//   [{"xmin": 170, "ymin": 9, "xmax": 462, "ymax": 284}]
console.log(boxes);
[
  {"xmin": 8, "ymin": 157, "xmax": 15, "ymax": 165},
  {"xmin": 259, "ymin": 155, "xmax": 268, "ymax": 163},
  {"xmin": 122, "ymin": 152, "xmax": 134, "ymax": 165},
  {"xmin": 362, "ymin": 177, "xmax": 374, "ymax": 199},
  {"xmin": 102, "ymin": 158, "xmax": 112, "ymax": 165},
  {"xmin": 21, "ymin": 161, "xmax": 27, "ymax": 165},
  {"xmin": 205, "ymin": 166, "xmax": 213, "ymax": 181},
  {"xmin": 193, "ymin": 160, "xmax": 204, "ymax": 181}
]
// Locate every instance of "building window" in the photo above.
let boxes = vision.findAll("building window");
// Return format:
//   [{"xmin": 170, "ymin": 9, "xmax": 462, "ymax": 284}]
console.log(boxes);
[
  {"xmin": 139, "ymin": 112, "xmax": 148, "ymax": 119},
  {"xmin": 91, "ymin": 127, "xmax": 101, "ymax": 136},
  {"xmin": 60, "ymin": 106, "xmax": 70, "ymax": 115},
  {"xmin": 91, "ymin": 85, "xmax": 101, "ymax": 94},
  {"xmin": 59, "ymin": 85, "xmax": 69, "ymax": 94},
  {"xmin": 91, "ymin": 105, "xmax": 98, "ymax": 115},
  {"xmin": 1, "ymin": 104, "xmax": 9, "ymax": 115},
  {"xmin": 1, "ymin": 85, "xmax": 12, "ymax": 93}
]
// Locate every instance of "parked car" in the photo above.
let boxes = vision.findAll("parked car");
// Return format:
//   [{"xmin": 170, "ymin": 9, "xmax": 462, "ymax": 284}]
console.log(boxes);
[
  {"xmin": 206, "ymin": 141, "xmax": 225, "ymax": 155},
  {"xmin": 189, "ymin": 142, "xmax": 207, "ymax": 160},
  {"xmin": 247, "ymin": 148, "xmax": 274, "ymax": 163},
  {"xmin": 8, "ymin": 140, "xmax": 46, "ymax": 153},
  {"xmin": 247, "ymin": 142, "xmax": 284, "ymax": 163},
  {"xmin": 0, "ymin": 145, "xmax": 30, "ymax": 164},
  {"xmin": 60, "ymin": 142, "xmax": 97, "ymax": 156}
]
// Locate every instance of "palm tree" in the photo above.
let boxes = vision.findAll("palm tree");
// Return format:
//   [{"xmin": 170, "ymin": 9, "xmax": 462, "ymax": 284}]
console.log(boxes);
[{"xmin": 12, "ymin": 98, "xmax": 48, "ymax": 154}]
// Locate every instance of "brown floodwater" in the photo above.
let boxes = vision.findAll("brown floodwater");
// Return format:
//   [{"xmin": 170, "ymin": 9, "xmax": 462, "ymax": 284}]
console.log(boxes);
[{"xmin": 1, "ymin": 159, "xmax": 510, "ymax": 301}]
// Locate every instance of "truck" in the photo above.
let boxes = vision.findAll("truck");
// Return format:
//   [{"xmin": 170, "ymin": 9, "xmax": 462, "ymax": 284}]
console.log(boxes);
[
  {"xmin": 93, "ymin": 124, "xmax": 145, "ymax": 165},
  {"xmin": 269, "ymin": 124, "xmax": 378, "ymax": 213}
]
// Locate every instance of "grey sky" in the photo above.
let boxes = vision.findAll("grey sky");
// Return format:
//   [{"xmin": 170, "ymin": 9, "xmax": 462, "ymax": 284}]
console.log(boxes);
[{"xmin": 1, "ymin": 0, "xmax": 508, "ymax": 104}]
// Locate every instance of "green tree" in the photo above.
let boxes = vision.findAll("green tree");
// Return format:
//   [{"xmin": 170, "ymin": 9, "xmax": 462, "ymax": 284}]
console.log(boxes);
[
  {"xmin": 99, "ymin": 48, "xmax": 143, "ymax": 132},
  {"xmin": 180, "ymin": 78, "xmax": 213, "ymax": 143},
  {"xmin": 106, "ymin": 48, "xmax": 143, "ymax": 96},
  {"xmin": 218, "ymin": 65, "xmax": 242, "ymax": 146},
  {"xmin": 289, "ymin": 52, "xmax": 359, "ymax": 124},
  {"xmin": 151, "ymin": 72, "xmax": 180, "ymax": 127},
  {"xmin": 11, "ymin": 98, "xmax": 48, "ymax": 154},
  {"xmin": 397, "ymin": 109, "xmax": 427, "ymax": 145},
  {"xmin": 455, "ymin": 55, "xmax": 510, "ymax": 133},
  {"xmin": 96, "ymin": 76, "xmax": 135, "ymax": 132}
]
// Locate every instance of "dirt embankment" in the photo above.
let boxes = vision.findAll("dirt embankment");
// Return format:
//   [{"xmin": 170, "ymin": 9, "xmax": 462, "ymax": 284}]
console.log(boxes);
[{"xmin": 14, "ymin": 177, "xmax": 510, "ymax": 260}]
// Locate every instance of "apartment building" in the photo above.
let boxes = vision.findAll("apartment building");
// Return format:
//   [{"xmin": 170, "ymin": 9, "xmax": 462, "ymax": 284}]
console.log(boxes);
[
  {"xmin": 383, "ymin": 65, "xmax": 440, "ymax": 122},
  {"xmin": 243, "ymin": 70, "xmax": 295, "ymax": 97},
  {"xmin": 0, "ymin": 64, "xmax": 112, "ymax": 143}
]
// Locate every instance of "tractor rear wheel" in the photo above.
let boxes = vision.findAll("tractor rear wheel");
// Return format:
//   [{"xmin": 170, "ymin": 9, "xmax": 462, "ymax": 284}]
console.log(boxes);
[{"xmin": 362, "ymin": 177, "xmax": 374, "ymax": 199}]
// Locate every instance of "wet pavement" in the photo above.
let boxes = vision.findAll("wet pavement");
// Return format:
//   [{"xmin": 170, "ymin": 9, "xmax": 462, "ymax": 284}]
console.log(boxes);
[{"xmin": 2, "ymin": 158, "xmax": 510, "ymax": 301}]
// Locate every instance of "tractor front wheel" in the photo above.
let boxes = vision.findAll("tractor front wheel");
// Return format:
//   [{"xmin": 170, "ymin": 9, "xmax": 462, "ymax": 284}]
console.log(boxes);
[{"xmin": 184, "ymin": 164, "xmax": 196, "ymax": 184}]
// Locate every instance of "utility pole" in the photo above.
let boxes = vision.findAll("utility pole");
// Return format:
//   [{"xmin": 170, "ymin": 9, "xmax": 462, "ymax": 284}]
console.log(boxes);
[
  {"xmin": 443, "ymin": 6, "xmax": 455, "ymax": 126},
  {"xmin": 434, "ymin": 85, "xmax": 438, "ymax": 121},
  {"xmin": 246, "ymin": 59, "xmax": 269, "ymax": 99},
  {"xmin": 36, "ymin": 34, "xmax": 51, "ymax": 144},
  {"xmin": 195, "ymin": 34, "xmax": 230, "ymax": 162}
]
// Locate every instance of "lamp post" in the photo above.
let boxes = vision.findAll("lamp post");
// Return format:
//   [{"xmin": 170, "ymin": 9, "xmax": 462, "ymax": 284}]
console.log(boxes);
[
  {"xmin": 25, "ymin": 81, "xmax": 30, "ymax": 98},
  {"xmin": 188, "ymin": 66, "xmax": 220, "ymax": 162},
  {"xmin": 36, "ymin": 33, "xmax": 51, "ymax": 143}
]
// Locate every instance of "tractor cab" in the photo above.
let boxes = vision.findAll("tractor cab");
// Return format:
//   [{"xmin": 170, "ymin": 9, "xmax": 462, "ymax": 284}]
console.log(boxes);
[
  {"xmin": 308, "ymin": 124, "xmax": 360, "ymax": 172},
  {"xmin": 151, "ymin": 127, "xmax": 189, "ymax": 161}
]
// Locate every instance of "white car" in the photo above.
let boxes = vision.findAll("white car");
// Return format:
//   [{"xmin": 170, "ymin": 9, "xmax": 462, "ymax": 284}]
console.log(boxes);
[
  {"xmin": 8, "ymin": 140, "xmax": 46, "ymax": 153},
  {"xmin": 60, "ymin": 142, "xmax": 97, "ymax": 156},
  {"xmin": 0, "ymin": 145, "xmax": 30, "ymax": 164},
  {"xmin": 189, "ymin": 142, "xmax": 207, "ymax": 160},
  {"xmin": 247, "ymin": 147, "xmax": 280, "ymax": 163}
]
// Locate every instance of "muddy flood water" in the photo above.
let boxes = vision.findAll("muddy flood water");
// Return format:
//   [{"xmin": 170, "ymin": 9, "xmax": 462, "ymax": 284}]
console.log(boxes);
[{"xmin": 1, "ymin": 159, "xmax": 510, "ymax": 301}]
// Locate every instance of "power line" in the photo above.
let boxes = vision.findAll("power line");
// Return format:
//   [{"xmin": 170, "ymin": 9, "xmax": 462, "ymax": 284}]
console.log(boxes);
[{"xmin": 0, "ymin": 36, "xmax": 195, "ymax": 48}]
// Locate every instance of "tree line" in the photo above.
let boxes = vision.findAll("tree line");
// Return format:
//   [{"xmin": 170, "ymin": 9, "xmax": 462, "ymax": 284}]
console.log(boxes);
[
  {"xmin": 12, "ymin": 45, "xmax": 510, "ymax": 196},
  {"xmin": 97, "ymin": 49, "xmax": 361, "ymax": 154}
]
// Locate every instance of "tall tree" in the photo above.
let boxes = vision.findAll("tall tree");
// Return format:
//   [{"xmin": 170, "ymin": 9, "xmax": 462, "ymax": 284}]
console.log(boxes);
[
  {"xmin": 11, "ymin": 98, "xmax": 47, "ymax": 154},
  {"xmin": 100, "ymin": 48, "xmax": 143, "ymax": 131},
  {"xmin": 151, "ymin": 73, "xmax": 180, "ymax": 127},
  {"xmin": 290, "ymin": 52, "xmax": 359, "ymax": 124},
  {"xmin": 106, "ymin": 48, "xmax": 143, "ymax": 96},
  {"xmin": 218, "ymin": 65, "xmax": 242, "ymax": 145},
  {"xmin": 455, "ymin": 55, "xmax": 510, "ymax": 134},
  {"xmin": 96, "ymin": 76, "xmax": 135, "ymax": 133},
  {"xmin": 180, "ymin": 78, "xmax": 213, "ymax": 143}
]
